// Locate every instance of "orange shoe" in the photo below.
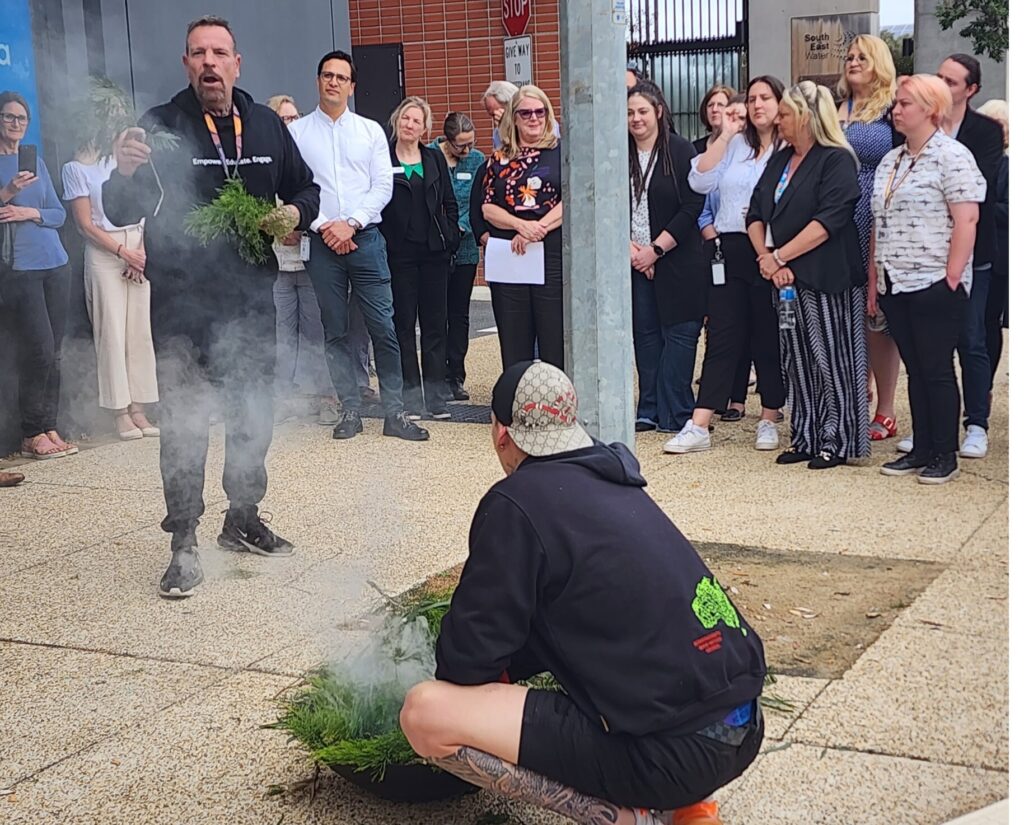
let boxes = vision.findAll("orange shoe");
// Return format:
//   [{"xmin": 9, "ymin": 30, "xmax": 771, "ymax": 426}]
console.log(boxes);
[{"xmin": 670, "ymin": 800, "xmax": 723, "ymax": 825}]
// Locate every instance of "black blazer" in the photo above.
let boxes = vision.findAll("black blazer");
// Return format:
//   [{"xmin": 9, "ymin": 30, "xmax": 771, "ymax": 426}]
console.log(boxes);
[
  {"xmin": 633, "ymin": 132, "xmax": 707, "ymax": 325},
  {"xmin": 956, "ymin": 107, "xmax": 1003, "ymax": 268},
  {"xmin": 469, "ymin": 162, "xmax": 488, "ymax": 245},
  {"xmin": 747, "ymin": 144, "xmax": 862, "ymax": 294},
  {"xmin": 380, "ymin": 143, "xmax": 460, "ymax": 255}
]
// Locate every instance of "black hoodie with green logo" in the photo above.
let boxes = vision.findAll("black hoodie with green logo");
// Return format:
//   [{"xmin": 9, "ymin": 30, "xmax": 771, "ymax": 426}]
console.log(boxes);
[
  {"xmin": 103, "ymin": 86, "xmax": 319, "ymax": 344},
  {"xmin": 436, "ymin": 442, "xmax": 767, "ymax": 737}
]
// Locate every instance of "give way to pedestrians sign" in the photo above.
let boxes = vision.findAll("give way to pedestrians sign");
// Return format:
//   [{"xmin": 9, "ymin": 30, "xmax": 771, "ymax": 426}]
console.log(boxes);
[{"xmin": 504, "ymin": 36, "xmax": 532, "ymax": 88}]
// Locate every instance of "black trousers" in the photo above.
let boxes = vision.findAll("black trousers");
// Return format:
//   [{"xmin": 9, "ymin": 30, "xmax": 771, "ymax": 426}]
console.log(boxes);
[
  {"xmin": 985, "ymin": 262, "xmax": 1007, "ymax": 378},
  {"xmin": 446, "ymin": 262, "xmax": 478, "ymax": 386},
  {"xmin": 2, "ymin": 266, "xmax": 70, "ymax": 438},
  {"xmin": 880, "ymin": 279, "xmax": 968, "ymax": 458},
  {"xmin": 490, "ymin": 267, "xmax": 564, "ymax": 371},
  {"xmin": 695, "ymin": 234, "xmax": 785, "ymax": 412},
  {"xmin": 153, "ymin": 303, "xmax": 276, "ymax": 537},
  {"xmin": 389, "ymin": 241, "xmax": 450, "ymax": 410}
]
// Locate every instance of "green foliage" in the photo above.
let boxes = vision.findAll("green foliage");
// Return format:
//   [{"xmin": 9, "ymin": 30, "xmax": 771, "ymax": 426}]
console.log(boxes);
[
  {"xmin": 74, "ymin": 76, "xmax": 179, "ymax": 157},
  {"xmin": 183, "ymin": 177, "xmax": 284, "ymax": 265},
  {"xmin": 936, "ymin": 0, "xmax": 1008, "ymax": 62}
]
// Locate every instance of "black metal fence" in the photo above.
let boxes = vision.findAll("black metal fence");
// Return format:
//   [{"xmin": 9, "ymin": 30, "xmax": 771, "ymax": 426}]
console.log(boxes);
[{"xmin": 628, "ymin": 0, "xmax": 749, "ymax": 141}]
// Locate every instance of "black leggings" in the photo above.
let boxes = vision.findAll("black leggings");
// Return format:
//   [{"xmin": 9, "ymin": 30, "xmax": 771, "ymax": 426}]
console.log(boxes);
[
  {"xmin": 446, "ymin": 262, "xmax": 478, "ymax": 385},
  {"xmin": 2, "ymin": 267, "xmax": 70, "ymax": 438},
  {"xmin": 490, "ymin": 264, "xmax": 564, "ymax": 370}
]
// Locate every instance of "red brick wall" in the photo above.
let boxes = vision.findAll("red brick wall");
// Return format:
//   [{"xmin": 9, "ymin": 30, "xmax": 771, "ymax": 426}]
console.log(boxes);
[{"xmin": 350, "ymin": 0, "xmax": 562, "ymax": 149}]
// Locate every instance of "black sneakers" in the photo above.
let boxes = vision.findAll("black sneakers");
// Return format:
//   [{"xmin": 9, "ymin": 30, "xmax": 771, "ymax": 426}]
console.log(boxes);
[
  {"xmin": 880, "ymin": 452, "xmax": 931, "ymax": 477},
  {"xmin": 333, "ymin": 409, "xmax": 363, "ymax": 440},
  {"xmin": 384, "ymin": 412, "xmax": 430, "ymax": 441},
  {"xmin": 158, "ymin": 531, "xmax": 204, "ymax": 599},
  {"xmin": 918, "ymin": 452, "xmax": 960, "ymax": 485},
  {"xmin": 218, "ymin": 505, "xmax": 295, "ymax": 557}
]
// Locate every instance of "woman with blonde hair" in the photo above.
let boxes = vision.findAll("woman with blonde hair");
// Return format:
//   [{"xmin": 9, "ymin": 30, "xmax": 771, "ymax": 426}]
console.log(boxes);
[
  {"xmin": 837, "ymin": 33, "xmax": 903, "ymax": 444},
  {"xmin": 873, "ymin": 75, "xmax": 985, "ymax": 484},
  {"xmin": 380, "ymin": 96, "xmax": 460, "ymax": 418},
  {"xmin": 748, "ymin": 81, "xmax": 867, "ymax": 469},
  {"xmin": 481, "ymin": 84, "xmax": 564, "ymax": 368}
]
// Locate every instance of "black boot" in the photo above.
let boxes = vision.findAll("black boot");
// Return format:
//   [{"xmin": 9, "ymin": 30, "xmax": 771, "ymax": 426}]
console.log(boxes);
[
  {"xmin": 383, "ymin": 411, "xmax": 429, "ymax": 441},
  {"xmin": 332, "ymin": 409, "xmax": 363, "ymax": 440},
  {"xmin": 449, "ymin": 381, "xmax": 470, "ymax": 401},
  {"xmin": 918, "ymin": 452, "xmax": 960, "ymax": 485},
  {"xmin": 159, "ymin": 530, "xmax": 204, "ymax": 599},
  {"xmin": 218, "ymin": 505, "xmax": 295, "ymax": 557}
]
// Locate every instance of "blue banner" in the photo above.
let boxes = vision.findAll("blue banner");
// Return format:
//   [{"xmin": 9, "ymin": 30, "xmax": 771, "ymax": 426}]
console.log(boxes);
[{"xmin": 0, "ymin": 0, "xmax": 43, "ymax": 146}]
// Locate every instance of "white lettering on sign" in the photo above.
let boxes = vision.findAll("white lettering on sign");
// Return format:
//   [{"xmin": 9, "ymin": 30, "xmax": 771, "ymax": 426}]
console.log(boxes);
[
  {"xmin": 503, "ymin": 36, "xmax": 532, "ymax": 88},
  {"xmin": 502, "ymin": 0, "xmax": 528, "ymax": 17},
  {"xmin": 0, "ymin": 44, "xmax": 11, "ymax": 67}
]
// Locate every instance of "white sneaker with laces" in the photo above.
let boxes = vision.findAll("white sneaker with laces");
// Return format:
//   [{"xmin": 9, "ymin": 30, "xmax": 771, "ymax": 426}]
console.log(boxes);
[
  {"xmin": 896, "ymin": 434, "xmax": 913, "ymax": 454},
  {"xmin": 959, "ymin": 425, "xmax": 988, "ymax": 459},
  {"xmin": 663, "ymin": 420, "xmax": 711, "ymax": 454},
  {"xmin": 755, "ymin": 419, "xmax": 779, "ymax": 451}
]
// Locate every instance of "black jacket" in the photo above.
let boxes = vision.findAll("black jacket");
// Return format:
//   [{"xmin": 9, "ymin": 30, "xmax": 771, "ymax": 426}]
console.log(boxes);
[
  {"xmin": 633, "ymin": 133, "xmax": 708, "ymax": 325},
  {"xmin": 956, "ymin": 107, "xmax": 1003, "ymax": 268},
  {"xmin": 747, "ymin": 144, "xmax": 862, "ymax": 294},
  {"xmin": 103, "ymin": 86, "xmax": 319, "ymax": 338},
  {"xmin": 436, "ymin": 442, "xmax": 767, "ymax": 737},
  {"xmin": 469, "ymin": 162, "xmax": 488, "ymax": 245},
  {"xmin": 380, "ymin": 143, "xmax": 459, "ymax": 255}
]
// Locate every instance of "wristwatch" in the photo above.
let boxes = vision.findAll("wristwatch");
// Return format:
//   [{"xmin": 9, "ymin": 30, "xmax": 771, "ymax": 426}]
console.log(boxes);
[
  {"xmin": 652, "ymin": 243, "xmax": 666, "ymax": 258},
  {"xmin": 346, "ymin": 218, "xmax": 362, "ymax": 231}
]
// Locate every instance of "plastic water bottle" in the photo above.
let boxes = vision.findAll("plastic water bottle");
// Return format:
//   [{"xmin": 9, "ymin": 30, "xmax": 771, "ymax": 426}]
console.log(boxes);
[{"xmin": 778, "ymin": 286, "xmax": 797, "ymax": 331}]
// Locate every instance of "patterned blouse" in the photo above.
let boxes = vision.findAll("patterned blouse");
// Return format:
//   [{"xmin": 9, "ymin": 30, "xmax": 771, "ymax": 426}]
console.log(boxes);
[
  {"xmin": 844, "ymin": 111, "xmax": 896, "ymax": 273},
  {"xmin": 482, "ymin": 145, "xmax": 561, "ymax": 224},
  {"xmin": 871, "ymin": 131, "xmax": 986, "ymax": 295},
  {"xmin": 630, "ymin": 149, "xmax": 654, "ymax": 247}
]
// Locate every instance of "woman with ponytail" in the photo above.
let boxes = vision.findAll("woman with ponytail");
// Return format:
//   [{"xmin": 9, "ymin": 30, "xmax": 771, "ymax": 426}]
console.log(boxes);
[{"xmin": 748, "ymin": 80, "xmax": 868, "ymax": 470}]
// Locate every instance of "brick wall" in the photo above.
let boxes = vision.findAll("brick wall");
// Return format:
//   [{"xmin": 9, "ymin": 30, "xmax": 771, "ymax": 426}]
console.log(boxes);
[{"xmin": 350, "ymin": 0, "xmax": 562, "ymax": 149}]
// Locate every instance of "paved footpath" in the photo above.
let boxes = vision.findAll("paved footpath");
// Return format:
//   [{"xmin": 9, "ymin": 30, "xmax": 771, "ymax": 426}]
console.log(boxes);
[{"xmin": 0, "ymin": 333, "xmax": 1008, "ymax": 824}]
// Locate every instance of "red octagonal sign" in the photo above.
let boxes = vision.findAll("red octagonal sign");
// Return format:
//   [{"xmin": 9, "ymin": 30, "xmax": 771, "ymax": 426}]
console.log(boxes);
[{"xmin": 502, "ymin": 0, "xmax": 531, "ymax": 37}]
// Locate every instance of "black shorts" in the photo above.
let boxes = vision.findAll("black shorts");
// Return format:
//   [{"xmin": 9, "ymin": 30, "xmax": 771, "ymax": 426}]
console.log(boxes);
[{"xmin": 517, "ymin": 689, "xmax": 764, "ymax": 810}]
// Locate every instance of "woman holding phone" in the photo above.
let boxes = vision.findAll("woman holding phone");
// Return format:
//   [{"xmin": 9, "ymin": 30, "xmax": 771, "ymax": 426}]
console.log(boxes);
[
  {"xmin": 0, "ymin": 90, "xmax": 76, "ymax": 460},
  {"xmin": 63, "ymin": 127, "xmax": 160, "ymax": 440}
]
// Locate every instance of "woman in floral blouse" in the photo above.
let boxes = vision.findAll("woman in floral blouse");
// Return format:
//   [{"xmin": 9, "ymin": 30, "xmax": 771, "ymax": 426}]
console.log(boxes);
[{"xmin": 481, "ymin": 84, "xmax": 563, "ymax": 369}]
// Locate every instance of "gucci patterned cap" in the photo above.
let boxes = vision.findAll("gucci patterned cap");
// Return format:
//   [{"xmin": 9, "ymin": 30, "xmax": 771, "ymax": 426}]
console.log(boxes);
[{"xmin": 491, "ymin": 361, "xmax": 594, "ymax": 457}]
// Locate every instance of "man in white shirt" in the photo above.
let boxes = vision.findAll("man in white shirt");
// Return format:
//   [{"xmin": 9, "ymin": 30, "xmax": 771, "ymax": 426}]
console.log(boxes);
[{"xmin": 290, "ymin": 50, "xmax": 427, "ymax": 442}]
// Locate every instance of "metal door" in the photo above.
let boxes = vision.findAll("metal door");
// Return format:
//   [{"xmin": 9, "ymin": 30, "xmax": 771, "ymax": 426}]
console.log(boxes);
[{"xmin": 352, "ymin": 43, "xmax": 404, "ymax": 129}]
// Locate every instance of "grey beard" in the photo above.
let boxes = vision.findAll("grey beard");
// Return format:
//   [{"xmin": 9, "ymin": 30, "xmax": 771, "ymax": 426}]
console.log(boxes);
[{"xmin": 197, "ymin": 87, "xmax": 230, "ymax": 116}]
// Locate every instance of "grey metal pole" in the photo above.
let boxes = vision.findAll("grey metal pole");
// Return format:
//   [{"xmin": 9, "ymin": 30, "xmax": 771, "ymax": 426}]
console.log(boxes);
[{"xmin": 559, "ymin": 0, "xmax": 634, "ymax": 451}]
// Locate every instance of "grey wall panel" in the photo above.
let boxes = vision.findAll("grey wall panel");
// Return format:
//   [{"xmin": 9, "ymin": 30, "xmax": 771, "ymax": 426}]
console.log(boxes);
[
  {"xmin": 125, "ymin": 0, "xmax": 339, "ymax": 115},
  {"xmin": 99, "ymin": 0, "xmax": 134, "ymax": 94}
]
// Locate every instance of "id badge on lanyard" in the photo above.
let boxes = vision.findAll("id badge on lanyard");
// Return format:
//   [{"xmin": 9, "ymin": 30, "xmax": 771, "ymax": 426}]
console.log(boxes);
[
  {"xmin": 711, "ymin": 236, "xmax": 726, "ymax": 286},
  {"xmin": 203, "ymin": 106, "xmax": 243, "ymax": 179}
]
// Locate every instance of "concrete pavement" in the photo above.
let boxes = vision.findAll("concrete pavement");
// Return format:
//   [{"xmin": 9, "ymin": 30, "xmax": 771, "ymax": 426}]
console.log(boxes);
[{"xmin": 0, "ymin": 331, "xmax": 1009, "ymax": 824}]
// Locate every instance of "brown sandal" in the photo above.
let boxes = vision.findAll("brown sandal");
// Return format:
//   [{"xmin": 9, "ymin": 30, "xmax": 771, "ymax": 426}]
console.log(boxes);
[
  {"xmin": 21, "ymin": 433, "xmax": 67, "ymax": 460},
  {"xmin": 47, "ymin": 430, "xmax": 79, "ymax": 455}
]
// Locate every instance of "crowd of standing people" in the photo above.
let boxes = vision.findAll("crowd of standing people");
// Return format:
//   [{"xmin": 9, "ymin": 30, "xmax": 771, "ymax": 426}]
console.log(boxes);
[{"xmin": 0, "ymin": 22, "xmax": 1010, "ymax": 502}]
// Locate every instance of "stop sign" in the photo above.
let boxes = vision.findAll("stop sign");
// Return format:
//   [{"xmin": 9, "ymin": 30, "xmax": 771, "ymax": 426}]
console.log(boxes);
[{"xmin": 502, "ymin": 0, "xmax": 531, "ymax": 37}]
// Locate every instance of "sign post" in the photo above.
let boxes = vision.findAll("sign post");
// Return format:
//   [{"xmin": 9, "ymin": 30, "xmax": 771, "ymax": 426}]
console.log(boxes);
[
  {"xmin": 504, "ymin": 36, "xmax": 533, "ymax": 87},
  {"xmin": 502, "ymin": 0, "xmax": 531, "ymax": 37}
]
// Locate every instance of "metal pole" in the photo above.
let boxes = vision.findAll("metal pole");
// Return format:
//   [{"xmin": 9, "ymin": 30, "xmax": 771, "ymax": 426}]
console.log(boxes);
[{"xmin": 559, "ymin": 0, "xmax": 634, "ymax": 451}]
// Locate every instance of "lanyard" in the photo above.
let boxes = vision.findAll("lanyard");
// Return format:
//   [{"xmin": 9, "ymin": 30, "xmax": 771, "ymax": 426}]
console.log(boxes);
[
  {"xmin": 774, "ymin": 158, "xmax": 793, "ymax": 204},
  {"xmin": 203, "ymin": 105, "xmax": 242, "ymax": 179},
  {"xmin": 883, "ymin": 130, "xmax": 937, "ymax": 210}
]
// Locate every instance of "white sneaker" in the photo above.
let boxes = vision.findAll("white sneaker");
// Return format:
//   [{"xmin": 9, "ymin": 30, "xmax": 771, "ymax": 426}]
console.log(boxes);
[
  {"xmin": 663, "ymin": 420, "xmax": 711, "ymax": 454},
  {"xmin": 896, "ymin": 434, "xmax": 913, "ymax": 454},
  {"xmin": 960, "ymin": 425, "xmax": 988, "ymax": 459},
  {"xmin": 755, "ymin": 419, "xmax": 779, "ymax": 450}
]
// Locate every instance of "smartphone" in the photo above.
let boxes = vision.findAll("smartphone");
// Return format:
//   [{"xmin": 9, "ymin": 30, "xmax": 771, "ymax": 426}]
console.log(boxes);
[{"xmin": 18, "ymin": 144, "xmax": 37, "ymax": 174}]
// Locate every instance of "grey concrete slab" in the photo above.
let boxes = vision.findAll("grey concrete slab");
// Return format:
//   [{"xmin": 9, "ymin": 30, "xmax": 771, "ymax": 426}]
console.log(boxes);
[
  {"xmin": 762, "ymin": 675, "xmax": 830, "ymax": 741},
  {"xmin": 788, "ymin": 626, "xmax": 1008, "ymax": 771},
  {"xmin": 942, "ymin": 800, "xmax": 1009, "ymax": 825},
  {"xmin": 0, "ymin": 485, "xmax": 166, "ymax": 578},
  {"xmin": 0, "ymin": 642, "xmax": 225, "ymax": 787},
  {"xmin": 718, "ymin": 743, "xmax": 1008, "ymax": 825}
]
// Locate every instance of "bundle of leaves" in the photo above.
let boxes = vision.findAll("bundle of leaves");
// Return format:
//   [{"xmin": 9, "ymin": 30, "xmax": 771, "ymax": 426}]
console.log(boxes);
[
  {"xmin": 74, "ymin": 76, "xmax": 179, "ymax": 156},
  {"xmin": 183, "ymin": 177, "xmax": 297, "ymax": 266},
  {"xmin": 270, "ymin": 585, "xmax": 560, "ymax": 783}
]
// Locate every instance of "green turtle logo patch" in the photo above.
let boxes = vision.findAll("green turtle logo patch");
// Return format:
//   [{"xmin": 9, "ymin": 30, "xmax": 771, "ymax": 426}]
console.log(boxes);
[{"xmin": 691, "ymin": 576, "xmax": 747, "ymax": 637}]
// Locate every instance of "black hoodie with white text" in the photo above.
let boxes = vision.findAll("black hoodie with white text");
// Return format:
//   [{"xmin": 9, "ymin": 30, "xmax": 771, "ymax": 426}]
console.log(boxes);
[{"xmin": 436, "ymin": 442, "xmax": 767, "ymax": 738}]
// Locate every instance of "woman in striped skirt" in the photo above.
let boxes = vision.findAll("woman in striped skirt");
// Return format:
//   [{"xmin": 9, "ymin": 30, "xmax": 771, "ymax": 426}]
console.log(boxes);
[{"xmin": 746, "ymin": 81, "xmax": 869, "ymax": 469}]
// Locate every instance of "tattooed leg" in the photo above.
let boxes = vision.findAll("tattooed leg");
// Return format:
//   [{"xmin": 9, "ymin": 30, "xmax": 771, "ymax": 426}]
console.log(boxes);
[{"xmin": 429, "ymin": 746, "xmax": 634, "ymax": 825}]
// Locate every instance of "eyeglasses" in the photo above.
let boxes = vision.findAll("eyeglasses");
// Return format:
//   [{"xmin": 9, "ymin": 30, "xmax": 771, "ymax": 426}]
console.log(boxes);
[
  {"xmin": 844, "ymin": 54, "xmax": 866, "ymax": 63},
  {"xmin": 515, "ymin": 108, "xmax": 546, "ymax": 122},
  {"xmin": 452, "ymin": 138, "xmax": 475, "ymax": 151},
  {"xmin": 319, "ymin": 71, "xmax": 351, "ymax": 84},
  {"xmin": 281, "ymin": 114, "xmax": 301, "ymax": 123},
  {"xmin": 1, "ymin": 113, "xmax": 29, "ymax": 126}
]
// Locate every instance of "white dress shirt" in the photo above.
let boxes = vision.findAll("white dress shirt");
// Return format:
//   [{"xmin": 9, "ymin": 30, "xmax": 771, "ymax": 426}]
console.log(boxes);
[
  {"xmin": 289, "ymin": 106, "xmax": 393, "ymax": 232},
  {"xmin": 688, "ymin": 133, "xmax": 774, "ymax": 234}
]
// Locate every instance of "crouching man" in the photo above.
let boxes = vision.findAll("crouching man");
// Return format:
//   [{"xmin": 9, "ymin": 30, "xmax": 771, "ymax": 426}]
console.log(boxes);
[{"xmin": 400, "ymin": 361, "xmax": 767, "ymax": 825}]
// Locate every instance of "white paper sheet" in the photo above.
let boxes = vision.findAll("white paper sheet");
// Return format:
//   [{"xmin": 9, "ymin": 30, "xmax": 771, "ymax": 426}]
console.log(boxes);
[{"xmin": 484, "ymin": 237, "xmax": 545, "ymax": 285}]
